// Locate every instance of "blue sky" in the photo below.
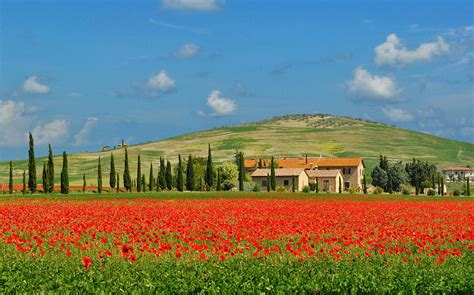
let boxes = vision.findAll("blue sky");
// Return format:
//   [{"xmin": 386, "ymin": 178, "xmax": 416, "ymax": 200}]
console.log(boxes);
[{"xmin": 1, "ymin": 0, "xmax": 473, "ymax": 160}]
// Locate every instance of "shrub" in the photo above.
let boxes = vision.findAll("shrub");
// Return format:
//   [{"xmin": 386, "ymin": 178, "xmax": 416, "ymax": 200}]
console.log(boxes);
[
  {"xmin": 453, "ymin": 189, "xmax": 461, "ymax": 196},
  {"xmin": 276, "ymin": 186, "xmax": 287, "ymax": 193},
  {"xmin": 373, "ymin": 187, "xmax": 384, "ymax": 195},
  {"xmin": 401, "ymin": 185, "xmax": 411, "ymax": 195},
  {"xmin": 427, "ymin": 189, "xmax": 436, "ymax": 196},
  {"xmin": 309, "ymin": 183, "xmax": 316, "ymax": 191},
  {"xmin": 252, "ymin": 184, "xmax": 261, "ymax": 192},
  {"xmin": 348, "ymin": 186, "xmax": 357, "ymax": 194},
  {"xmin": 222, "ymin": 181, "xmax": 234, "ymax": 191},
  {"xmin": 302, "ymin": 186, "xmax": 310, "ymax": 193}
]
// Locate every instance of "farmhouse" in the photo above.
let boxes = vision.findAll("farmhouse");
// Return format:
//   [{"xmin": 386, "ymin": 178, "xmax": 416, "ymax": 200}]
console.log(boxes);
[
  {"xmin": 443, "ymin": 167, "xmax": 474, "ymax": 181},
  {"xmin": 306, "ymin": 169, "xmax": 343, "ymax": 192},
  {"xmin": 251, "ymin": 168, "xmax": 309, "ymax": 191},
  {"xmin": 246, "ymin": 156, "xmax": 365, "ymax": 191}
]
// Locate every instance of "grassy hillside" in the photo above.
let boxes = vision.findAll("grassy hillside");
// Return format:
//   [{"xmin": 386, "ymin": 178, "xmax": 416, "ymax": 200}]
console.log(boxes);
[{"xmin": 1, "ymin": 114, "xmax": 473, "ymax": 186}]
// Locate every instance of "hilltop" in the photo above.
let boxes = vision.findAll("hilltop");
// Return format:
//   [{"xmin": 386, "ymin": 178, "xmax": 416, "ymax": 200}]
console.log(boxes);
[{"xmin": 2, "ymin": 114, "xmax": 473, "ymax": 186}]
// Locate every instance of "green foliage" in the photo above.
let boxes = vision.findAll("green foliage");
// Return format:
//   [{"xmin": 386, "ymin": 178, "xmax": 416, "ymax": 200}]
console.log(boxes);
[
  {"xmin": 186, "ymin": 155, "xmax": 194, "ymax": 191},
  {"xmin": 47, "ymin": 144, "xmax": 54, "ymax": 193},
  {"xmin": 339, "ymin": 176, "xmax": 342, "ymax": 194},
  {"xmin": 252, "ymin": 183, "xmax": 261, "ymax": 192},
  {"xmin": 109, "ymin": 153, "xmax": 116, "ymax": 189},
  {"xmin": 177, "ymin": 155, "xmax": 184, "ymax": 192},
  {"xmin": 136, "ymin": 155, "xmax": 142, "ymax": 192},
  {"xmin": 205, "ymin": 144, "xmax": 213, "ymax": 189},
  {"xmin": 83, "ymin": 174, "xmax": 86, "ymax": 192},
  {"xmin": 266, "ymin": 174, "xmax": 271, "ymax": 192},
  {"xmin": 220, "ymin": 162, "xmax": 238, "ymax": 182},
  {"xmin": 427, "ymin": 189, "xmax": 436, "ymax": 196},
  {"xmin": 159, "ymin": 157, "xmax": 166, "ymax": 190},
  {"xmin": 291, "ymin": 176, "xmax": 296, "ymax": 192},
  {"xmin": 315, "ymin": 178, "xmax": 319, "ymax": 193},
  {"xmin": 276, "ymin": 185, "xmax": 287, "ymax": 192},
  {"xmin": 405, "ymin": 158, "xmax": 437, "ymax": 195},
  {"xmin": 373, "ymin": 187, "xmax": 384, "ymax": 195},
  {"xmin": 123, "ymin": 148, "xmax": 131, "ymax": 192},
  {"xmin": 8, "ymin": 161, "xmax": 13, "ymax": 194},
  {"xmin": 302, "ymin": 186, "xmax": 310, "ymax": 193},
  {"xmin": 98, "ymin": 157, "xmax": 102, "ymax": 194},
  {"xmin": 22, "ymin": 171, "xmax": 26, "ymax": 194},
  {"xmin": 371, "ymin": 166, "xmax": 388, "ymax": 191},
  {"xmin": 270, "ymin": 157, "xmax": 276, "ymax": 191},
  {"xmin": 166, "ymin": 161, "xmax": 173, "ymax": 190},
  {"xmin": 235, "ymin": 151, "xmax": 245, "ymax": 192},
  {"xmin": 28, "ymin": 132, "xmax": 37, "ymax": 193},
  {"xmin": 453, "ymin": 189, "xmax": 461, "ymax": 196},
  {"xmin": 116, "ymin": 173, "xmax": 120, "ymax": 193},
  {"xmin": 60, "ymin": 152, "xmax": 69, "ymax": 194},
  {"xmin": 149, "ymin": 163, "xmax": 155, "ymax": 192},
  {"xmin": 216, "ymin": 169, "xmax": 221, "ymax": 191},
  {"xmin": 42, "ymin": 162, "xmax": 49, "ymax": 193},
  {"xmin": 401, "ymin": 185, "xmax": 412, "ymax": 195},
  {"xmin": 363, "ymin": 174, "xmax": 368, "ymax": 194}
]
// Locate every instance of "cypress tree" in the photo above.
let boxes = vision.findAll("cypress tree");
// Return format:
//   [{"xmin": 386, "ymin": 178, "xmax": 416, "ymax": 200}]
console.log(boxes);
[
  {"xmin": 467, "ymin": 177, "xmax": 471, "ymax": 196},
  {"xmin": 137, "ymin": 154, "xmax": 142, "ymax": 192},
  {"xmin": 239, "ymin": 152, "xmax": 245, "ymax": 191},
  {"xmin": 216, "ymin": 169, "xmax": 221, "ymax": 191},
  {"xmin": 339, "ymin": 176, "xmax": 342, "ymax": 194},
  {"xmin": 60, "ymin": 151, "xmax": 69, "ymax": 194},
  {"xmin": 437, "ymin": 173, "xmax": 441, "ymax": 195},
  {"xmin": 116, "ymin": 173, "xmax": 120, "ymax": 193},
  {"xmin": 47, "ymin": 144, "xmax": 54, "ymax": 193},
  {"xmin": 98, "ymin": 157, "xmax": 102, "ymax": 194},
  {"xmin": 270, "ymin": 156, "xmax": 276, "ymax": 191},
  {"xmin": 159, "ymin": 157, "xmax": 166, "ymax": 190},
  {"xmin": 315, "ymin": 178, "xmax": 319, "ymax": 193},
  {"xmin": 166, "ymin": 161, "xmax": 173, "ymax": 190},
  {"xmin": 9, "ymin": 161, "xmax": 13, "ymax": 194},
  {"xmin": 199, "ymin": 177, "xmax": 204, "ymax": 191},
  {"xmin": 177, "ymin": 155, "xmax": 184, "ymax": 192},
  {"xmin": 432, "ymin": 173, "xmax": 436, "ymax": 189},
  {"xmin": 149, "ymin": 163, "xmax": 154, "ymax": 191},
  {"xmin": 22, "ymin": 171, "xmax": 26, "ymax": 194},
  {"xmin": 82, "ymin": 173, "xmax": 86, "ymax": 193},
  {"xmin": 142, "ymin": 174, "xmax": 146, "ymax": 192},
  {"xmin": 109, "ymin": 153, "xmax": 116, "ymax": 189},
  {"xmin": 42, "ymin": 162, "xmax": 49, "ymax": 193},
  {"xmin": 441, "ymin": 177, "xmax": 444, "ymax": 196},
  {"xmin": 28, "ymin": 132, "xmax": 37, "ymax": 193},
  {"xmin": 291, "ymin": 175, "xmax": 296, "ymax": 192},
  {"xmin": 258, "ymin": 158, "xmax": 263, "ymax": 169},
  {"xmin": 266, "ymin": 174, "xmax": 270, "ymax": 192},
  {"xmin": 205, "ymin": 144, "xmax": 213, "ymax": 190},
  {"xmin": 186, "ymin": 155, "xmax": 194, "ymax": 191},
  {"xmin": 123, "ymin": 148, "xmax": 131, "ymax": 192},
  {"xmin": 363, "ymin": 174, "xmax": 368, "ymax": 194}
]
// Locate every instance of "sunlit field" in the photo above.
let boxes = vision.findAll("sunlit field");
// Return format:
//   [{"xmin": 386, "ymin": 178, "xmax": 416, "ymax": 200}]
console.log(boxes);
[{"xmin": 1, "ymin": 193, "xmax": 473, "ymax": 293}]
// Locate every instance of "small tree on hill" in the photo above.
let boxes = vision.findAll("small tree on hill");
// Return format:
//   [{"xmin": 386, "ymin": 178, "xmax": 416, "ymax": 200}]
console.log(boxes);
[
  {"xmin": 82, "ymin": 173, "xmax": 86, "ymax": 193},
  {"xmin": 149, "ymin": 163, "xmax": 154, "ymax": 191},
  {"xmin": 166, "ymin": 161, "xmax": 173, "ymax": 190},
  {"xmin": 28, "ymin": 132, "xmax": 37, "ymax": 193},
  {"xmin": 186, "ymin": 155, "xmax": 194, "ymax": 191},
  {"xmin": 159, "ymin": 157, "xmax": 166, "ymax": 190},
  {"xmin": 205, "ymin": 144, "xmax": 213, "ymax": 190},
  {"xmin": 270, "ymin": 156, "xmax": 276, "ymax": 191},
  {"xmin": 42, "ymin": 162, "xmax": 49, "ymax": 193},
  {"xmin": 47, "ymin": 144, "xmax": 54, "ymax": 193},
  {"xmin": 60, "ymin": 151, "xmax": 69, "ymax": 194},
  {"xmin": 116, "ymin": 173, "xmax": 120, "ymax": 193},
  {"xmin": 177, "ymin": 155, "xmax": 184, "ymax": 192},
  {"xmin": 22, "ymin": 171, "xmax": 26, "ymax": 194},
  {"xmin": 136, "ymin": 154, "xmax": 142, "ymax": 192},
  {"xmin": 235, "ymin": 151, "xmax": 245, "ymax": 192},
  {"xmin": 9, "ymin": 161, "xmax": 13, "ymax": 194}
]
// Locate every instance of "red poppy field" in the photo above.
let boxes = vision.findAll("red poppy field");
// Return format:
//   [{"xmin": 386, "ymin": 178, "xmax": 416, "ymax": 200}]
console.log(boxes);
[{"xmin": 1, "ymin": 194, "xmax": 473, "ymax": 292}]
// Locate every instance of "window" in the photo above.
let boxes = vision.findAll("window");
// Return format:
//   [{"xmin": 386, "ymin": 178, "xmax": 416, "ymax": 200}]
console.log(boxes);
[
  {"xmin": 343, "ymin": 168, "xmax": 351, "ymax": 174},
  {"xmin": 262, "ymin": 180, "xmax": 267, "ymax": 187},
  {"xmin": 284, "ymin": 180, "xmax": 289, "ymax": 186},
  {"xmin": 344, "ymin": 182, "xmax": 350, "ymax": 190}
]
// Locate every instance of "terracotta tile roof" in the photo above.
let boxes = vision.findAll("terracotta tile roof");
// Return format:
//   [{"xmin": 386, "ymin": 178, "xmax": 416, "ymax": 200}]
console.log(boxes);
[
  {"xmin": 244, "ymin": 157, "xmax": 364, "ymax": 169},
  {"xmin": 443, "ymin": 167, "xmax": 474, "ymax": 171},
  {"xmin": 306, "ymin": 170, "xmax": 342, "ymax": 178},
  {"xmin": 251, "ymin": 168, "xmax": 306, "ymax": 177}
]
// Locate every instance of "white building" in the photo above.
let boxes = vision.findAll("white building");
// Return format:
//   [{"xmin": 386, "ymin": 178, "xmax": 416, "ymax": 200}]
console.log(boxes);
[{"xmin": 442, "ymin": 167, "xmax": 474, "ymax": 181}]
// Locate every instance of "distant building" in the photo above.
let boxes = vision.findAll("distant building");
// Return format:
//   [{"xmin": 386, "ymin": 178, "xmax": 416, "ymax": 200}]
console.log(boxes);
[
  {"xmin": 100, "ymin": 146, "xmax": 112, "ymax": 151},
  {"xmin": 116, "ymin": 140, "xmax": 128, "ymax": 149},
  {"xmin": 443, "ymin": 167, "xmax": 474, "ymax": 181},
  {"xmin": 246, "ymin": 156, "xmax": 365, "ymax": 191},
  {"xmin": 251, "ymin": 168, "xmax": 309, "ymax": 191}
]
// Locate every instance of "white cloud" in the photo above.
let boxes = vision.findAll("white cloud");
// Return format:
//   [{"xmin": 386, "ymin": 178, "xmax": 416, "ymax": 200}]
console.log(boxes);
[
  {"xmin": 23, "ymin": 76, "xmax": 50, "ymax": 94},
  {"xmin": 207, "ymin": 90, "xmax": 236, "ymax": 115},
  {"xmin": 347, "ymin": 66, "xmax": 400, "ymax": 99},
  {"xmin": 147, "ymin": 70, "xmax": 176, "ymax": 92},
  {"xmin": 74, "ymin": 117, "xmax": 98, "ymax": 145},
  {"xmin": 31, "ymin": 119, "xmax": 69, "ymax": 145},
  {"xmin": 161, "ymin": 0, "xmax": 223, "ymax": 11},
  {"xmin": 375, "ymin": 34, "xmax": 450, "ymax": 67},
  {"xmin": 382, "ymin": 107, "xmax": 414, "ymax": 122},
  {"xmin": 173, "ymin": 43, "xmax": 200, "ymax": 58},
  {"xmin": 0, "ymin": 100, "xmax": 33, "ymax": 146}
]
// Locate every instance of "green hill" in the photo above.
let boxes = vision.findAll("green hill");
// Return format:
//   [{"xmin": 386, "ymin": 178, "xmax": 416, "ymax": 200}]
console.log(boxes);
[{"xmin": 2, "ymin": 114, "xmax": 473, "ymax": 186}]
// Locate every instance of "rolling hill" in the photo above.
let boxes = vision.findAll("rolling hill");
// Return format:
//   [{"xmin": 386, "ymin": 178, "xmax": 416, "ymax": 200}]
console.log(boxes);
[{"xmin": 2, "ymin": 114, "xmax": 473, "ymax": 186}]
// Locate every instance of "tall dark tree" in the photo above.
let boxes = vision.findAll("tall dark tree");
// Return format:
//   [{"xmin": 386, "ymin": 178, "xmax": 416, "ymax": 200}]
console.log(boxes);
[
  {"xmin": 186, "ymin": 155, "xmax": 194, "ymax": 191},
  {"xmin": 136, "ymin": 154, "xmax": 142, "ymax": 192},
  {"xmin": 266, "ymin": 174, "xmax": 271, "ymax": 192},
  {"xmin": 216, "ymin": 169, "xmax": 221, "ymax": 191},
  {"xmin": 9, "ymin": 161, "xmax": 13, "ymax": 194},
  {"xmin": 291, "ymin": 175, "xmax": 296, "ymax": 192},
  {"xmin": 141, "ymin": 174, "xmax": 146, "ymax": 192},
  {"xmin": 258, "ymin": 158, "xmax": 263, "ymax": 169},
  {"xmin": 47, "ymin": 144, "xmax": 54, "ymax": 193},
  {"xmin": 42, "ymin": 162, "xmax": 49, "ymax": 193},
  {"xmin": 166, "ymin": 161, "xmax": 173, "ymax": 190},
  {"xmin": 177, "ymin": 155, "xmax": 184, "ymax": 192},
  {"xmin": 440, "ymin": 177, "xmax": 445, "ymax": 196},
  {"xmin": 149, "ymin": 163, "xmax": 154, "ymax": 191},
  {"xmin": 315, "ymin": 178, "xmax": 319, "ymax": 193},
  {"xmin": 97, "ymin": 157, "xmax": 103, "ymax": 194},
  {"xmin": 22, "ymin": 171, "xmax": 26, "ymax": 194},
  {"xmin": 82, "ymin": 173, "xmax": 86, "ymax": 193},
  {"xmin": 432, "ymin": 173, "xmax": 436, "ymax": 189},
  {"xmin": 363, "ymin": 174, "xmax": 368, "ymax": 194},
  {"xmin": 205, "ymin": 144, "xmax": 214, "ymax": 189},
  {"xmin": 28, "ymin": 132, "xmax": 37, "ymax": 193},
  {"xmin": 467, "ymin": 177, "xmax": 471, "ymax": 196},
  {"xmin": 371, "ymin": 166, "xmax": 388, "ymax": 190},
  {"xmin": 270, "ymin": 156, "xmax": 276, "ymax": 191},
  {"xmin": 159, "ymin": 157, "xmax": 166, "ymax": 190},
  {"xmin": 379, "ymin": 155, "xmax": 389, "ymax": 171},
  {"xmin": 116, "ymin": 173, "xmax": 120, "ymax": 193},
  {"xmin": 236, "ymin": 152, "xmax": 245, "ymax": 192},
  {"xmin": 60, "ymin": 151, "xmax": 69, "ymax": 194},
  {"xmin": 123, "ymin": 148, "xmax": 131, "ymax": 192},
  {"xmin": 339, "ymin": 176, "xmax": 342, "ymax": 194},
  {"xmin": 109, "ymin": 153, "xmax": 116, "ymax": 189}
]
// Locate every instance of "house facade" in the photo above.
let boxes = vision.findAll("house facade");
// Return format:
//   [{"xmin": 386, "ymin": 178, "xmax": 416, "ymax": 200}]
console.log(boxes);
[
  {"xmin": 306, "ymin": 170, "xmax": 343, "ymax": 192},
  {"xmin": 251, "ymin": 168, "xmax": 309, "ymax": 191},
  {"xmin": 443, "ymin": 167, "xmax": 474, "ymax": 181},
  {"xmin": 245, "ymin": 156, "xmax": 365, "ymax": 191}
]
